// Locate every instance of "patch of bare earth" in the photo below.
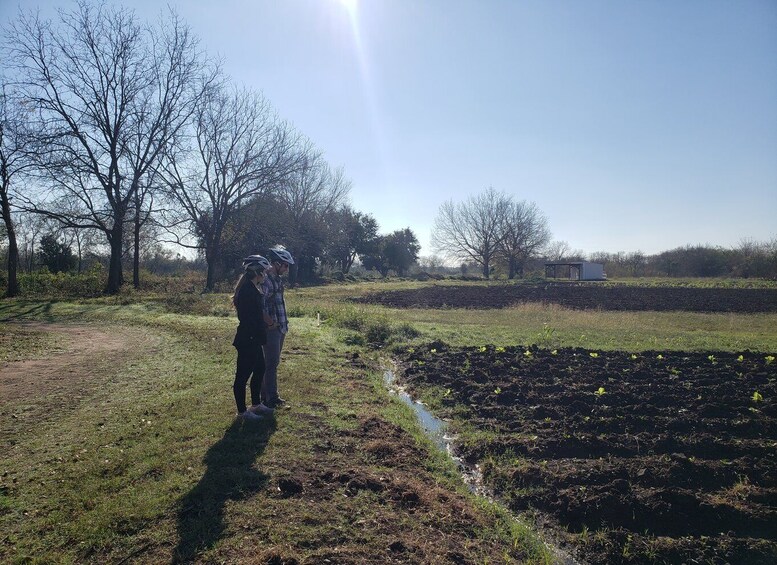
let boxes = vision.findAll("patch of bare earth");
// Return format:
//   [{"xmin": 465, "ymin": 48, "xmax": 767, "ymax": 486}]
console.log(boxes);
[{"xmin": 0, "ymin": 322, "xmax": 161, "ymax": 445}]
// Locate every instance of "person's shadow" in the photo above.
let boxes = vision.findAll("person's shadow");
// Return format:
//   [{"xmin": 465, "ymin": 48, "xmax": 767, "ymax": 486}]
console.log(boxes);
[{"xmin": 174, "ymin": 418, "xmax": 275, "ymax": 563}]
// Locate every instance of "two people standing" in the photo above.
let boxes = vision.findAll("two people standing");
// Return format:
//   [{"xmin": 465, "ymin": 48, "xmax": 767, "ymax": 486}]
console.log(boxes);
[{"xmin": 231, "ymin": 246, "xmax": 294, "ymax": 421}]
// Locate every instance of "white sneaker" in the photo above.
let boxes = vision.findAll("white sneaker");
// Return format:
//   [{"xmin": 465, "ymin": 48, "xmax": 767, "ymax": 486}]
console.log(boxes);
[
  {"xmin": 249, "ymin": 403, "xmax": 274, "ymax": 415},
  {"xmin": 238, "ymin": 410, "xmax": 263, "ymax": 421}
]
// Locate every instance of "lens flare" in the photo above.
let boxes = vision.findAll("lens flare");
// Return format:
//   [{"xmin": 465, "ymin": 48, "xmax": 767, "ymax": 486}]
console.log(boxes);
[{"xmin": 339, "ymin": 0, "xmax": 358, "ymax": 14}]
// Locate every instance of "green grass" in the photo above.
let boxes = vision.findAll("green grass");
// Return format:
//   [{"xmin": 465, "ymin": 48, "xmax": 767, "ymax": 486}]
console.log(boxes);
[
  {"xmin": 4, "ymin": 278, "xmax": 775, "ymax": 562},
  {"xmin": 289, "ymin": 282, "xmax": 777, "ymax": 352},
  {"xmin": 0, "ymin": 297, "xmax": 551, "ymax": 564}
]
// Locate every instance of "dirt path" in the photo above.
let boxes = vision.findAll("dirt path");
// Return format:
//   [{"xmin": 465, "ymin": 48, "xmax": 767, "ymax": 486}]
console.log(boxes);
[{"xmin": 0, "ymin": 322, "xmax": 161, "ymax": 444}]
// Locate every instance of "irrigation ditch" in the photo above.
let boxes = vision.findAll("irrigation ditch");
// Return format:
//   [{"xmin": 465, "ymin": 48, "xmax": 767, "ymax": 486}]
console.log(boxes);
[{"xmin": 382, "ymin": 361, "xmax": 582, "ymax": 565}]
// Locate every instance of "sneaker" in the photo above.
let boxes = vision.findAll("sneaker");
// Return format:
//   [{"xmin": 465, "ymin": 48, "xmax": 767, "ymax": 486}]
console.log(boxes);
[
  {"xmin": 238, "ymin": 410, "xmax": 263, "ymax": 422},
  {"xmin": 268, "ymin": 398, "xmax": 289, "ymax": 409},
  {"xmin": 249, "ymin": 403, "xmax": 274, "ymax": 415}
]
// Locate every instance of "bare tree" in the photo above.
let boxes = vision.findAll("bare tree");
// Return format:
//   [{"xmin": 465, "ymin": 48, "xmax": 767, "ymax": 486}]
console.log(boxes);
[
  {"xmin": 5, "ymin": 3, "xmax": 207, "ymax": 293},
  {"xmin": 545, "ymin": 240, "xmax": 585, "ymax": 262},
  {"xmin": 432, "ymin": 187, "xmax": 509, "ymax": 279},
  {"xmin": 0, "ymin": 82, "xmax": 34, "ymax": 296},
  {"xmin": 275, "ymin": 154, "xmax": 351, "ymax": 283},
  {"xmin": 158, "ymin": 84, "xmax": 304, "ymax": 290},
  {"xmin": 497, "ymin": 199, "xmax": 551, "ymax": 279}
]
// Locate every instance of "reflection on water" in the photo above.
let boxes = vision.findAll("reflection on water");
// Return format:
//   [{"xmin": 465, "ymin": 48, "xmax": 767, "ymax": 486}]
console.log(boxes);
[{"xmin": 383, "ymin": 368, "xmax": 485, "ymax": 495}]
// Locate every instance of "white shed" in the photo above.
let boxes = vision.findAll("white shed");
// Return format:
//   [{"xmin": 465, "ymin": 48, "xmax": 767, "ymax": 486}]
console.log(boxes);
[{"xmin": 545, "ymin": 261, "xmax": 606, "ymax": 281}]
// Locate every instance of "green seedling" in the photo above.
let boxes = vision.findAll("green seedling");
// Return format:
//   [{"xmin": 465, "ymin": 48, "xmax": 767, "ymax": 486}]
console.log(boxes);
[
  {"xmin": 407, "ymin": 347, "xmax": 415, "ymax": 353},
  {"xmin": 708, "ymin": 355, "xmax": 716, "ymax": 364},
  {"xmin": 551, "ymin": 349, "xmax": 558, "ymax": 355},
  {"xmin": 523, "ymin": 350, "xmax": 533, "ymax": 358},
  {"xmin": 478, "ymin": 346, "xmax": 487, "ymax": 353},
  {"xmin": 766, "ymin": 356, "xmax": 775, "ymax": 365},
  {"xmin": 430, "ymin": 348, "xmax": 437, "ymax": 354},
  {"xmin": 495, "ymin": 346, "xmax": 506, "ymax": 353},
  {"xmin": 630, "ymin": 354, "xmax": 638, "ymax": 360},
  {"xmin": 493, "ymin": 387, "xmax": 502, "ymax": 395},
  {"xmin": 656, "ymin": 354, "xmax": 664, "ymax": 360},
  {"xmin": 752, "ymin": 391, "xmax": 763, "ymax": 402},
  {"xmin": 443, "ymin": 388, "xmax": 452, "ymax": 398},
  {"xmin": 737, "ymin": 354, "xmax": 744, "ymax": 362},
  {"xmin": 594, "ymin": 387, "xmax": 606, "ymax": 396},
  {"xmin": 589, "ymin": 352, "xmax": 599, "ymax": 358}
]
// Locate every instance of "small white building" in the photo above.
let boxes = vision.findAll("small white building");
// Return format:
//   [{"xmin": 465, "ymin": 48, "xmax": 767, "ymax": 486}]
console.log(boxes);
[{"xmin": 545, "ymin": 261, "xmax": 606, "ymax": 281}]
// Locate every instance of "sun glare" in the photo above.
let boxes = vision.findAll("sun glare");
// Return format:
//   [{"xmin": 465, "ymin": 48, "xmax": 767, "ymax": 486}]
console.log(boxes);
[{"xmin": 338, "ymin": 0, "xmax": 358, "ymax": 14}]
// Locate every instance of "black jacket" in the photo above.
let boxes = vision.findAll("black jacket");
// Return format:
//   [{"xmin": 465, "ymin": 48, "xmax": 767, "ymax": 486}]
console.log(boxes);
[{"xmin": 232, "ymin": 281, "xmax": 267, "ymax": 348}]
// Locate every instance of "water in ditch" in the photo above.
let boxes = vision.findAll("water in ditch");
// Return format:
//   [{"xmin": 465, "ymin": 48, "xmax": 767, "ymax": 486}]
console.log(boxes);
[
  {"xmin": 383, "ymin": 367, "xmax": 486, "ymax": 496},
  {"xmin": 383, "ymin": 366, "xmax": 581, "ymax": 565}
]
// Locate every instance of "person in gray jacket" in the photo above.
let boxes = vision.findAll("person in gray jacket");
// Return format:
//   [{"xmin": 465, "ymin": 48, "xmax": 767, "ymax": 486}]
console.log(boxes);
[{"xmin": 261, "ymin": 245, "xmax": 294, "ymax": 408}]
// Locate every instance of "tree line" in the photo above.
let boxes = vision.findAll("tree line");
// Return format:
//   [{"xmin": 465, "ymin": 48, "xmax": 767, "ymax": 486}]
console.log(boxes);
[
  {"xmin": 585, "ymin": 240, "xmax": 777, "ymax": 279},
  {"xmin": 0, "ymin": 2, "xmax": 420, "ymax": 296}
]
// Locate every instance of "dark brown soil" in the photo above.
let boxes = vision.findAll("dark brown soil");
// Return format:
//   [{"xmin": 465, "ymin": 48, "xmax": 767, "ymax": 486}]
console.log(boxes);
[
  {"xmin": 355, "ymin": 283, "xmax": 777, "ymax": 312},
  {"xmin": 399, "ymin": 343, "xmax": 777, "ymax": 564}
]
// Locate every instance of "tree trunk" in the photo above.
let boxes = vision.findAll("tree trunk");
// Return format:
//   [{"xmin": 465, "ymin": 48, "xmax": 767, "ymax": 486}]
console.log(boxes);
[
  {"xmin": 76, "ymin": 235, "xmax": 83, "ymax": 274},
  {"xmin": 482, "ymin": 258, "xmax": 490, "ymax": 279},
  {"xmin": 1, "ymin": 187, "xmax": 20, "ymax": 297},
  {"xmin": 133, "ymin": 202, "xmax": 141, "ymax": 289},
  {"xmin": 508, "ymin": 257, "xmax": 517, "ymax": 280},
  {"xmin": 106, "ymin": 220, "xmax": 124, "ymax": 294},
  {"xmin": 204, "ymin": 242, "xmax": 218, "ymax": 292}
]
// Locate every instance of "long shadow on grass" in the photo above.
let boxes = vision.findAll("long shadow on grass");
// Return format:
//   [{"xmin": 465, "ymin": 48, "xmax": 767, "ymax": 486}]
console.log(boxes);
[
  {"xmin": 0, "ymin": 301, "xmax": 53, "ymax": 321},
  {"xmin": 174, "ymin": 418, "xmax": 275, "ymax": 563}
]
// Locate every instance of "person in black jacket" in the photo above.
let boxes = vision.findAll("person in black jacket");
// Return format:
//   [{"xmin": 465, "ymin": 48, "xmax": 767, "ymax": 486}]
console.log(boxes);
[{"xmin": 232, "ymin": 255, "xmax": 275, "ymax": 421}]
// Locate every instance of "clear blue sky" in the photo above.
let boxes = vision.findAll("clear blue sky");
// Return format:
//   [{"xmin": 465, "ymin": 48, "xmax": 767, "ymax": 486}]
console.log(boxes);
[{"xmin": 3, "ymin": 0, "xmax": 776, "ymax": 257}]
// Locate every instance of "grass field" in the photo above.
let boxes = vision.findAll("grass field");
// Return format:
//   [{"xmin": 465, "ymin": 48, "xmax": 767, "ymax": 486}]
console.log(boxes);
[
  {"xmin": 0, "ymin": 296, "xmax": 551, "ymax": 564},
  {"xmin": 2, "ymin": 279, "xmax": 776, "ymax": 564}
]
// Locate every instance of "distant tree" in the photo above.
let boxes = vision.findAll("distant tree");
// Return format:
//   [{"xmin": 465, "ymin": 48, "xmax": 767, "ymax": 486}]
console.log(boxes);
[
  {"xmin": 38, "ymin": 233, "xmax": 76, "ymax": 273},
  {"xmin": 625, "ymin": 251, "xmax": 646, "ymax": 277},
  {"xmin": 432, "ymin": 187, "xmax": 509, "ymax": 279},
  {"xmin": 496, "ymin": 200, "xmax": 551, "ymax": 279},
  {"xmin": 324, "ymin": 207, "xmax": 379, "ymax": 274},
  {"xmin": 545, "ymin": 240, "xmax": 586, "ymax": 262},
  {"xmin": 417, "ymin": 255, "xmax": 446, "ymax": 272},
  {"xmin": 382, "ymin": 228, "xmax": 420, "ymax": 276}
]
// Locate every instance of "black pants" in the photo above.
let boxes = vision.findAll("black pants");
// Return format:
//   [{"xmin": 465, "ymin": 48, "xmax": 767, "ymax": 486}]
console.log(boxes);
[{"xmin": 233, "ymin": 344, "xmax": 266, "ymax": 413}]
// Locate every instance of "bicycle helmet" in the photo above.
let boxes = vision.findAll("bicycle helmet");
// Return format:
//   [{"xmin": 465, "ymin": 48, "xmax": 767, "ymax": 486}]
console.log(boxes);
[
  {"xmin": 242, "ymin": 254, "xmax": 272, "ymax": 271},
  {"xmin": 268, "ymin": 245, "xmax": 295, "ymax": 265}
]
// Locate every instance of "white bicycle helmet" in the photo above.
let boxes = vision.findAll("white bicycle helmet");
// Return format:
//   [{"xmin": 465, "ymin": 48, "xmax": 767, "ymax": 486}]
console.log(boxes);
[
  {"xmin": 242, "ymin": 255, "xmax": 272, "ymax": 271},
  {"xmin": 268, "ymin": 245, "xmax": 295, "ymax": 265}
]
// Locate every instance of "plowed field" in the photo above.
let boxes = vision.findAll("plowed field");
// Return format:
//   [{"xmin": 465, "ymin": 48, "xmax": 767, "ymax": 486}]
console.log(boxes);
[
  {"xmin": 355, "ymin": 284, "xmax": 777, "ymax": 312},
  {"xmin": 399, "ymin": 344, "xmax": 777, "ymax": 564}
]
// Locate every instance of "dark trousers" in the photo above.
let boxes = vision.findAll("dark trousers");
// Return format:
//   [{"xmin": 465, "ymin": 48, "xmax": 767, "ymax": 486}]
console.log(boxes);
[{"xmin": 233, "ymin": 344, "xmax": 266, "ymax": 413}]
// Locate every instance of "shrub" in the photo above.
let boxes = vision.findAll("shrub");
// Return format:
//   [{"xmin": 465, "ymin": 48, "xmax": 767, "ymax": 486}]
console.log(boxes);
[{"xmin": 16, "ymin": 266, "xmax": 104, "ymax": 298}]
